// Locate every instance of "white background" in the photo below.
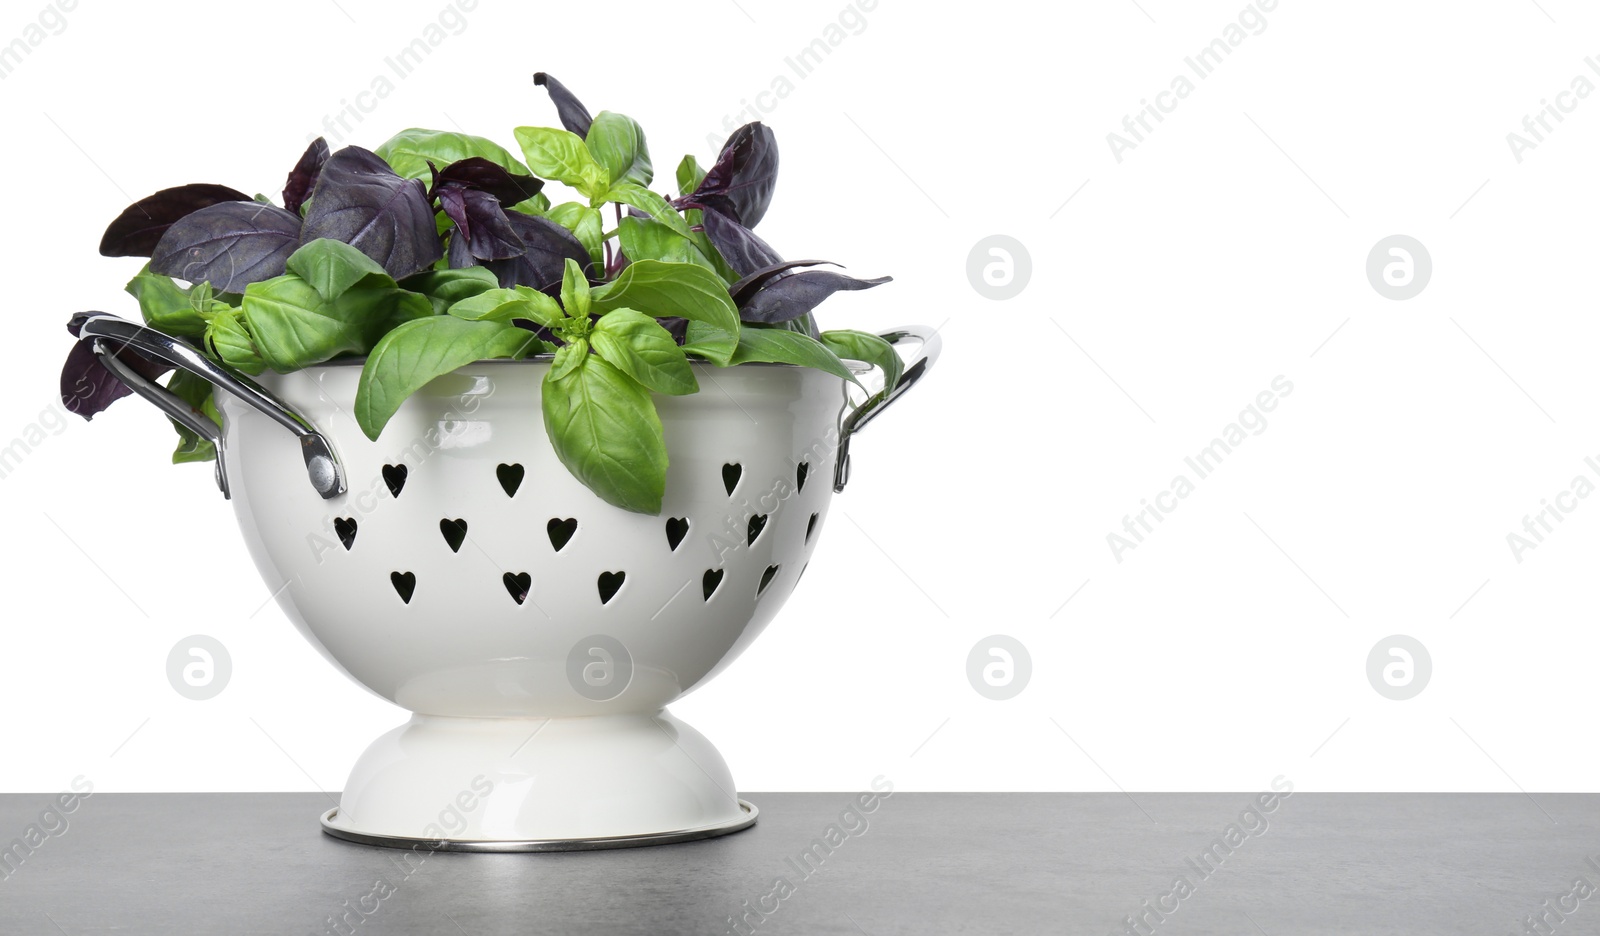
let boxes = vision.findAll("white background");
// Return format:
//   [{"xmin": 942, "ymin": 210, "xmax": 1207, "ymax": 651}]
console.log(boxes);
[{"xmin": 1, "ymin": 0, "xmax": 1596, "ymax": 795}]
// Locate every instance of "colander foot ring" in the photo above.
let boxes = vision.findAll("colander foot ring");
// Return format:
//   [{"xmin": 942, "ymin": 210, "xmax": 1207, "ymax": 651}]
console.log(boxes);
[{"xmin": 319, "ymin": 799, "xmax": 758, "ymax": 853}]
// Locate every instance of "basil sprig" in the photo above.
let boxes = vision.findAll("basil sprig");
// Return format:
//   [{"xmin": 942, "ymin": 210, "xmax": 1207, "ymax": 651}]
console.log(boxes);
[{"xmin": 61, "ymin": 72, "xmax": 900, "ymax": 515}]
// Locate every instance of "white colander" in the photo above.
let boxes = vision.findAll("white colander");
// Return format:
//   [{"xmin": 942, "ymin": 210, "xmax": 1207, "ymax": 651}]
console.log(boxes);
[{"xmin": 78, "ymin": 314, "xmax": 938, "ymax": 850}]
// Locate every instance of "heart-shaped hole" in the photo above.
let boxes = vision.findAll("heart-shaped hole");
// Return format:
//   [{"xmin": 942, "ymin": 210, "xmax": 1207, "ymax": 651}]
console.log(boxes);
[
  {"xmin": 702, "ymin": 568, "xmax": 724, "ymax": 601},
  {"xmin": 796, "ymin": 461, "xmax": 809, "ymax": 492},
  {"xmin": 390, "ymin": 571, "xmax": 416, "ymax": 604},
  {"xmin": 747, "ymin": 513, "xmax": 768, "ymax": 547},
  {"xmin": 597, "ymin": 570, "xmax": 626, "ymax": 605},
  {"xmin": 503, "ymin": 572, "xmax": 532, "ymax": 605},
  {"xmin": 806, "ymin": 512, "xmax": 819, "ymax": 544},
  {"xmin": 665, "ymin": 517, "xmax": 689, "ymax": 552},
  {"xmin": 722, "ymin": 463, "xmax": 742, "ymax": 496},
  {"xmin": 334, "ymin": 517, "xmax": 357, "ymax": 551},
  {"xmin": 758, "ymin": 564, "xmax": 780, "ymax": 596},
  {"xmin": 547, "ymin": 518, "xmax": 578, "ymax": 552},
  {"xmin": 382, "ymin": 464, "xmax": 408, "ymax": 498},
  {"xmin": 497, "ymin": 463, "xmax": 525, "ymax": 497},
  {"xmin": 440, "ymin": 518, "xmax": 468, "ymax": 553}
]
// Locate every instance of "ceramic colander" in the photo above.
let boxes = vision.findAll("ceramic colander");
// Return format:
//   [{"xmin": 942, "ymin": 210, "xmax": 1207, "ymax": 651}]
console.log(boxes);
[{"xmin": 76, "ymin": 313, "xmax": 939, "ymax": 851}]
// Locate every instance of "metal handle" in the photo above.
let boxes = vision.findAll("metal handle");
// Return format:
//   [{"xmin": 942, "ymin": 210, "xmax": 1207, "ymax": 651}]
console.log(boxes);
[
  {"xmin": 834, "ymin": 325, "xmax": 942, "ymax": 492},
  {"xmin": 73, "ymin": 313, "xmax": 346, "ymax": 500}
]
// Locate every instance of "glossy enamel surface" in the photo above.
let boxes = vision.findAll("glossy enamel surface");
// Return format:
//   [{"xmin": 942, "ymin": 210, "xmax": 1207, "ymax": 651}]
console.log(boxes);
[
  {"xmin": 220, "ymin": 360, "xmax": 847, "ymax": 719},
  {"xmin": 217, "ymin": 360, "xmax": 845, "ymax": 843}
]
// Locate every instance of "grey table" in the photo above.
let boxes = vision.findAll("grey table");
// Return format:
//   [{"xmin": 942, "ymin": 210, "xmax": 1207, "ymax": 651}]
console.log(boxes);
[{"xmin": 0, "ymin": 792, "xmax": 1591, "ymax": 934}]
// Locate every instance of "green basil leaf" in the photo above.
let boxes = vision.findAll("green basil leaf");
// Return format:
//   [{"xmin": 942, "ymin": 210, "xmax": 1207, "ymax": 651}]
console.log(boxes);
[
  {"xmin": 242, "ymin": 276, "xmax": 365, "ymax": 371},
  {"xmin": 718, "ymin": 326, "xmax": 862, "ymax": 387},
  {"xmin": 515, "ymin": 285, "xmax": 567, "ymax": 328},
  {"xmin": 777, "ymin": 313, "xmax": 818, "ymax": 338},
  {"xmin": 602, "ymin": 182, "xmax": 689, "ymax": 236},
  {"xmin": 126, "ymin": 267, "xmax": 212, "ymax": 339},
  {"xmin": 513, "ymin": 126, "xmax": 610, "ymax": 199},
  {"xmin": 386, "ymin": 290, "xmax": 436, "ymax": 329},
  {"xmin": 403, "ymin": 266, "xmax": 500, "ymax": 315},
  {"xmin": 590, "ymin": 260, "xmax": 740, "ymax": 365},
  {"xmin": 286, "ymin": 238, "xmax": 395, "ymax": 301},
  {"xmin": 561, "ymin": 258, "xmax": 590, "ymax": 317},
  {"xmin": 355, "ymin": 316, "xmax": 538, "ymax": 440},
  {"xmin": 820, "ymin": 329, "xmax": 902, "ymax": 401},
  {"xmin": 204, "ymin": 306, "xmax": 267, "ymax": 376},
  {"xmin": 375, "ymin": 128, "xmax": 530, "ymax": 180},
  {"xmin": 617, "ymin": 216, "xmax": 718, "ymax": 273},
  {"xmin": 171, "ymin": 427, "xmax": 214, "ymax": 463},
  {"xmin": 447, "ymin": 285, "xmax": 564, "ymax": 328},
  {"xmin": 590, "ymin": 308, "xmax": 698, "ymax": 396},
  {"xmin": 550, "ymin": 337, "xmax": 587, "ymax": 381},
  {"xmin": 676, "ymin": 155, "xmax": 706, "ymax": 197},
  {"xmin": 546, "ymin": 202, "xmax": 605, "ymax": 273},
  {"xmin": 445, "ymin": 287, "xmax": 521, "ymax": 322},
  {"xmin": 508, "ymin": 191, "xmax": 553, "ymax": 216},
  {"xmin": 542, "ymin": 353, "xmax": 667, "ymax": 514},
  {"xmin": 165, "ymin": 370, "xmax": 218, "ymax": 464},
  {"xmin": 242, "ymin": 274, "xmax": 431, "ymax": 371},
  {"xmin": 585, "ymin": 111, "xmax": 653, "ymax": 187}
]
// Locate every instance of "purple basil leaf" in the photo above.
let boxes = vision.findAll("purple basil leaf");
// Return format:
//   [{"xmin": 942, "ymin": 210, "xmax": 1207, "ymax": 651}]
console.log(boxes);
[
  {"xmin": 485, "ymin": 212, "xmax": 591, "ymax": 293},
  {"xmin": 300, "ymin": 146, "xmax": 443, "ymax": 281},
  {"xmin": 59, "ymin": 340, "xmax": 131, "ymax": 418},
  {"xmin": 437, "ymin": 184, "xmax": 467, "ymax": 230},
  {"xmin": 148, "ymin": 201, "xmax": 303, "ymax": 294},
  {"xmin": 429, "ymin": 157, "xmax": 544, "ymax": 207},
  {"xmin": 60, "ymin": 316, "xmax": 173, "ymax": 419},
  {"xmin": 685, "ymin": 122, "xmax": 778, "ymax": 228},
  {"xmin": 728, "ymin": 259, "xmax": 831, "ymax": 306},
  {"xmin": 533, "ymin": 72, "xmax": 593, "ymax": 137},
  {"xmin": 658, "ymin": 316, "xmax": 689, "ymax": 346},
  {"xmin": 438, "ymin": 184, "xmax": 525, "ymax": 261},
  {"xmin": 283, "ymin": 138, "xmax": 330, "ymax": 215},
  {"xmin": 739, "ymin": 269, "xmax": 893, "ymax": 325},
  {"xmin": 446, "ymin": 228, "xmax": 475, "ymax": 269},
  {"xmin": 696, "ymin": 207, "xmax": 782, "ymax": 277},
  {"xmin": 100, "ymin": 184, "xmax": 253, "ymax": 258}
]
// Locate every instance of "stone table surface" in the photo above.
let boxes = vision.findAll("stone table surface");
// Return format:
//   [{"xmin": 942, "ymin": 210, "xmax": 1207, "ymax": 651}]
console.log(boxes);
[{"xmin": 0, "ymin": 792, "xmax": 1591, "ymax": 935}]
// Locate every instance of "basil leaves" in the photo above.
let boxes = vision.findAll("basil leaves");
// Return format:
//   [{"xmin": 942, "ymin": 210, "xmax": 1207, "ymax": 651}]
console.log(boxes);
[{"xmin": 62, "ymin": 70, "xmax": 900, "ymax": 516}]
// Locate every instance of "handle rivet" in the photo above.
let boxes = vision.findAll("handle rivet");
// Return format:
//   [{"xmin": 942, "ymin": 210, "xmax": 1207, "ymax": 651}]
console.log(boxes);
[{"xmin": 307, "ymin": 455, "xmax": 339, "ymax": 497}]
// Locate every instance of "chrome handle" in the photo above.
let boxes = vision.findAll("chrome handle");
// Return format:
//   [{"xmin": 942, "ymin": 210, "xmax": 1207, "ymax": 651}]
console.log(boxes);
[
  {"xmin": 72, "ymin": 313, "xmax": 346, "ymax": 500},
  {"xmin": 834, "ymin": 325, "xmax": 942, "ymax": 492}
]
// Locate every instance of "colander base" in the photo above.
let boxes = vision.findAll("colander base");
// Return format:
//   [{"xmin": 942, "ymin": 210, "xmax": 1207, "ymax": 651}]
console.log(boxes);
[
  {"xmin": 319, "ymin": 799, "xmax": 758, "ymax": 852},
  {"xmin": 322, "ymin": 710, "xmax": 753, "ymax": 847}
]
